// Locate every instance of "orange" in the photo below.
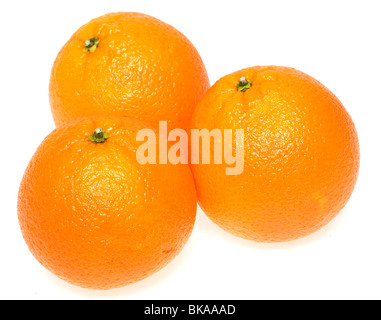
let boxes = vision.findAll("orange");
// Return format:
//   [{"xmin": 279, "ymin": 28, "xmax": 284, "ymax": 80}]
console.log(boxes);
[
  {"xmin": 18, "ymin": 117, "xmax": 197, "ymax": 290},
  {"xmin": 190, "ymin": 66, "xmax": 360, "ymax": 243},
  {"xmin": 49, "ymin": 12, "xmax": 210, "ymax": 130}
]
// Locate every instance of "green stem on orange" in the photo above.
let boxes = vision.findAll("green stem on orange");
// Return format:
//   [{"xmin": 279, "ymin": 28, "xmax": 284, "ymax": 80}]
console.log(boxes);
[
  {"xmin": 88, "ymin": 128, "xmax": 109, "ymax": 143},
  {"xmin": 236, "ymin": 77, "xmax": 252, "ymax": 92},
  {"xmin": 83, "ymin": 38, "xmax": 100, "ymax": 53}
]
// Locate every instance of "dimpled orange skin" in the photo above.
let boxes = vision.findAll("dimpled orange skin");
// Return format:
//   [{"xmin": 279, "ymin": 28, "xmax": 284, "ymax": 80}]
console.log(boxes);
[
  {"xmin": 191, "ymin": 66, "xmax": 360, "ymax": 243},
  {"xmin": 18, "ymin": 117, "xmax": 197, "ymax": 290},
  {"xmin": 49, "ymin": 12, "xmax": 210, "ymax": 130}
]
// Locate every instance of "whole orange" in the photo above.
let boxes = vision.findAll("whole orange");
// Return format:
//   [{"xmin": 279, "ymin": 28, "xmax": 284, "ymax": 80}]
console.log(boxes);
[
  {"xmin": 49, "ymin": 12, "xmax": 210, "ymax": 130},
  {"xmin": 18, "ymin": 117, "xmax": 197, "ymax": 290},
  {"xmin": 191, "ymin": 66, "xmax": 360, "ymax": 243}
]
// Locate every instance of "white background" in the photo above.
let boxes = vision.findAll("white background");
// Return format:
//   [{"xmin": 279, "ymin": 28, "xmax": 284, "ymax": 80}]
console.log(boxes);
[{"xmin": 1, "ymin": 0, "xmax": 380, "ymax": 300}]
